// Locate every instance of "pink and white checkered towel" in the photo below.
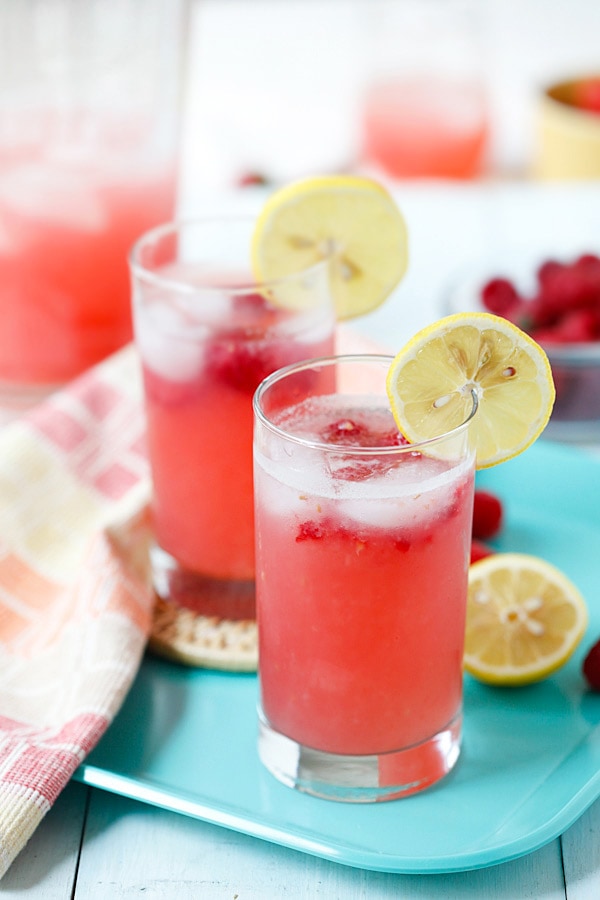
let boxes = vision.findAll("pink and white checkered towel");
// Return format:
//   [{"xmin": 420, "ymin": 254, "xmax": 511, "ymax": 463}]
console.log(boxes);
[
  {"xmin": 0, "ymin": 327, "xmax": 388, "ymax": 877},
  {"xmin": 0, "ymin": 345, "xmax": 153, "ymax": 878}
]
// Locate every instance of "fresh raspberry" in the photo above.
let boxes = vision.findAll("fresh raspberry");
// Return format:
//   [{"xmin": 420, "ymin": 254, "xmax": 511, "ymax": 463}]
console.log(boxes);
[
  {"xmin": 470, "ymin": 539, "xmax": 494, "ymax": 564},
  {"xmin": 546, "ymin": 267, "xmax": 596, "ymax": 313},
  {"xmin": 236, "ymin": 171, "xmax": 269, "ymax": 188},
  {"xmin": 472, "ymin": 489, "xmax": 503, "ymax": 540},
  {"xmin": 555, "ymin": 309, "xmax": 598, "ymax": 343},
  {"xmin": 483, "ymin": 252, "xmax": 600, "ymax": 347},
  {"xmin": 583, "ymin": 639, "xmax": 600, "ymax": 690},
  {"xmin": 520, "ymin": 295, "xmax": 556, "ymax": 330},
  {"xmin": 572, "ymin": 78, "xmax": 600, "ymax": 115},
  {"xmin": 537, "ymin": 259, "xmax": 563, "ymax": 288},
  {"xmin": 573, "ymin": 254, "xmax": 600, "ymax": 307},
  {"xmin": 575, "ymin": 252, "xmax": 600, "ymax": 268},
  {"xmin": 480, "ymin": 277, "xmax": 521, "ymax": 316},
  {"xmin": 529, "ymin": 325, "xmax": 567, "ymax": 345}
]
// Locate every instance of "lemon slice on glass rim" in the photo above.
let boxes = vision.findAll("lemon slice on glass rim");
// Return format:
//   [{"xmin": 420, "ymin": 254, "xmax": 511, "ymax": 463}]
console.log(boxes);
[
  {"xmin": 386, "ymin": 312, "xmax": 556, "ymax": 469},
  {"xmin": 465, "ymin": 553, "xmax": 588, "ymax": 686},
  {"xmin": 251, "ymin": 174, "xmax": 409, "ymax": 320}
]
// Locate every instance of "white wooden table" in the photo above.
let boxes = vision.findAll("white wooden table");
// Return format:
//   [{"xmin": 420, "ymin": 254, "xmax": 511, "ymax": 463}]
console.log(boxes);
[{"xmin": 3, "ymin": 182, "xmax": 600, "ymax": 897}]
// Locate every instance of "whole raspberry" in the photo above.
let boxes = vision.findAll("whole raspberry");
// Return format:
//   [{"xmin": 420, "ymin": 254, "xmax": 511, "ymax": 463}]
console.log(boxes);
[
  {"xmin": 480, "ymin": 277, "xmax": 521, "ymax": 316},
  {"xmin": 470, "ymin": 539, "xmax": 494, "ymax": 564},
  {"xmin": 555, "ymin": 309, "xmax": 598, "ymax": 343},
  {"xmin": 583, "ymin": 639, "xmax": 600, "ymax": 690},
  {"xmin": 236, "ymin": 170, "xmax": 269, "ymax": 188},
  {"xmin": 537, "ymin": 259, "xmax": 563, "ymax": 288},
  {"xmin": 472, "ymin": 490, "xmax": 503, "ymax": 540},
  {"xmin": 573, "ymin": 78, "xmax": 600, "ymax": 115}
]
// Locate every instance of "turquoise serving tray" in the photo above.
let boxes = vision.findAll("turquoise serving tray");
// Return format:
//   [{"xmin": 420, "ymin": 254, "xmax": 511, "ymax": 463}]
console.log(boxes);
[{"xmin": 74, "ymin": 439, "xmax": 600, "ymax": 874}]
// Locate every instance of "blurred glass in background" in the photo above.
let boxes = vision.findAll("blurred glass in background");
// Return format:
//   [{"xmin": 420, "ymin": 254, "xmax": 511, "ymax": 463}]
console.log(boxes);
[
  {"xmin": 359, "ymin": 0, "xmax": 489, "ymax": 180},
  {"xmin": 0, "ymin": 0, "xmax": 189, "ymax": 418},
  {"xmin": 183, "ymin": 0, "xmax": 600, "ymax": 194}
]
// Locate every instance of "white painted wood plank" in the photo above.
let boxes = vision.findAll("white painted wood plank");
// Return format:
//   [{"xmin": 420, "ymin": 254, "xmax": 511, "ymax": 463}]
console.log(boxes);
[
  {"xmin": 0, "ymin": 781, "xmax": 88, "ymax": 898},
  {"xmin": 561, "ymin": 796, "xmax": 600, "ymax": 900},
  {"xmin": 75, "ymin": 789, "xmax": 566, "ymax": 899}
]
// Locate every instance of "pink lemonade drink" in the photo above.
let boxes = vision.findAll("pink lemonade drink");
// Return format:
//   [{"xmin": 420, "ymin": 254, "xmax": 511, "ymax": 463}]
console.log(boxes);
[
  {"xmin": 362, "ymin": 76, "xmax": 488, "ymax": 179},
  {"xmin": 0, "ymin": 152, "xmax": 176, "ymax": 385},
  {"xmin": 253, "ymin": 356, "xmax": 476, "ymax": 802},
  {"xmin": 130, "ymin": 219, "xmax": 336, "ymax": 617},
  {"xmin": 0, "ymin": 0, "xmax": 187, "ymax": 411}
]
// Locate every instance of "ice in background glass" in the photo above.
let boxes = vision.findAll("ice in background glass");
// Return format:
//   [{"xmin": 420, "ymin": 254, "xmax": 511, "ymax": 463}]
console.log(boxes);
[
  {"xmin": 0, "ymin": 0, "xmax": 188, "ymax": 415},
  {"xmin": 360, "ymin": 0, "xmax": 488, "ymax": 179},
  {"xmin": 130, "ymin": 218, "xmax": 336, "ymax": 620},
  {"xmin": 254, "ymin": 355, "xmax": 477, "ymax": 802}
]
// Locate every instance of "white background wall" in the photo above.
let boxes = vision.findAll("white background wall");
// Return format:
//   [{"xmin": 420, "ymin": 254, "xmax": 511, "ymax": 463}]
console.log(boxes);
[{"xmin": 181, "ymin": 0, "xmax": 600, "ymax": 194}]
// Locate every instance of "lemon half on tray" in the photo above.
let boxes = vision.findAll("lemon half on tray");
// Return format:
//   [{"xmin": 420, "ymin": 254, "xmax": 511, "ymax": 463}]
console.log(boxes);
[{"xmin": 465, "ymin": 553, "xmax": 588, "ymax": 686}]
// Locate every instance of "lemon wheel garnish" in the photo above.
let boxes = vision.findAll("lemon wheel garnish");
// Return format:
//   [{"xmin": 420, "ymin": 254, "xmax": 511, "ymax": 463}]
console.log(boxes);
[
  {"xmin": 251, "ymin": 175, "xmax": 408, "ymax": 320},
  {"xmin": 465, "ymin": 553, "xmax": 587, "ymax": 686},
  {"xmin": 386, "ymin": 312, "xmax": 555, "ymax": 469}
]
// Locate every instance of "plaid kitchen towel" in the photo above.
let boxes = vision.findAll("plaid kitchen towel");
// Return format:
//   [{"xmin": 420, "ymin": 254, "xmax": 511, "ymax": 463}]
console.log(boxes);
[
  {"xmin": 0, "ymin": 345, "xmax": 153, "ymax": 878},
  {"xmin": 0, "ymin": 326, "xmax": 389, "ymax": 877}
]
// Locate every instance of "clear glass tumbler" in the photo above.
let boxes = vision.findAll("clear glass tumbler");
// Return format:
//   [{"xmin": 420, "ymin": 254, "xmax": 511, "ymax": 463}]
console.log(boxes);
[
  {"xmin": 130, "ymin": 217, "xmax": 336, "ymax": 623},
  {"xmin": 0, "ymin": 0, "xmax": 189, "ymax": 419},
  {"xmin": 360, "ymin": 0, "xmax": 488, "ymax": 179},
  {"xmin": 253, "ymin": 355, "xmax": 477, "ymax": 802}
]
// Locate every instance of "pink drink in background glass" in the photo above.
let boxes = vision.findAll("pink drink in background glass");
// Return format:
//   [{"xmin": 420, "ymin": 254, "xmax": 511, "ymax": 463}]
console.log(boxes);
[
  {"xmin": 362, "ymin": 77, "xmax": 488, "ymax": 179},
  {"xmin": 254, "ymin": 356, "xmax": 476, "ymax": 801},
  {"xmin": 360, "ymin": 0, "xmax": 487, "ymax": 180},
  {"xmin": 130, "ymin": 219, "xmax": 336, "ymax": 617}
]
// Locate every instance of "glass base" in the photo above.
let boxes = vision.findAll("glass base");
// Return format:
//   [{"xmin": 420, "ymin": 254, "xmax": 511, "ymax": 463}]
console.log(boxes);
[
  {"xmin": 151, "ymin": 543, "xmax": 256, "ymax": 620},
  {"xmin": 258, "ymin": 708, "xmax": 462, "ymax": 803}
]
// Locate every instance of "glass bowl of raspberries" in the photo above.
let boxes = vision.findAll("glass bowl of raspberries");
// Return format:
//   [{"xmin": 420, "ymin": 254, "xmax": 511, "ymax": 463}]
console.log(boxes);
[{"xmin": 448, "ymin": 250, "xmax": 600, "ymax": 442}]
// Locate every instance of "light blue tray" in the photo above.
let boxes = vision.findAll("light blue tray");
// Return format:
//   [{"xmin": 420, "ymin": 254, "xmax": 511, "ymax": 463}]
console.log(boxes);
[{"xmin": 74, "ymin": 439, "xmax": 600, "ymax": 874}]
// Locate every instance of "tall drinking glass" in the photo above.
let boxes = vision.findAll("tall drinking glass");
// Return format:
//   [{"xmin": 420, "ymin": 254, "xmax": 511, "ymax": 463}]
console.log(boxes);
[
  {"xmin": 360, "ymin": 0, "xmax": 488, "ymax": 179},
  {"xmin": 253, "ymin": 355, "xmax": 477, "ymax": 802},
  {"xmin": 0, "ymin": 0, "xmax": 189, "ymax": 419},
  {"xmin": 130, "ymin": 218, "xmax": 336, "ymax": 622}
]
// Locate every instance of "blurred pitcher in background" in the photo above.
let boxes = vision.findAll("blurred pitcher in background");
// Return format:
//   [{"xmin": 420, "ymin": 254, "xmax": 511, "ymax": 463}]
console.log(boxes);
[{"xmin": 0, "ymin": 0, "xmax": 189, "ymax": 419}]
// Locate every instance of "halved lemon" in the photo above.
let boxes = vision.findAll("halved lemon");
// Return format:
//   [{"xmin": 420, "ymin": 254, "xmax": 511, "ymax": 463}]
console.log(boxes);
[
  {"xmin": 251, "ymin": 175, "xmax": 408, "ymax": 320},
  {"xmin": 465, "ymin": 553, "xmax": 588, "ymax": 686},
  {"xmin": 386, "ymin": 312, "xmax": 555, "ymax": 469}
]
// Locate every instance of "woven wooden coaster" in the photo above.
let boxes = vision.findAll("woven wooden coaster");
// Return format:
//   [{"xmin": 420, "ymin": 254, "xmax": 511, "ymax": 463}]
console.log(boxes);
[{"xmin": 149, "ymin": 596, "xmax": 258, "ymax": 672}]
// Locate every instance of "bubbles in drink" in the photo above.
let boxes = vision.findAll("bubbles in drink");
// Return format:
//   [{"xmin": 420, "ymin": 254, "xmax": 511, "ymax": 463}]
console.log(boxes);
[{"xmin": 256, "ymin": 394, "xmax": 471, "ymax": 531}]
